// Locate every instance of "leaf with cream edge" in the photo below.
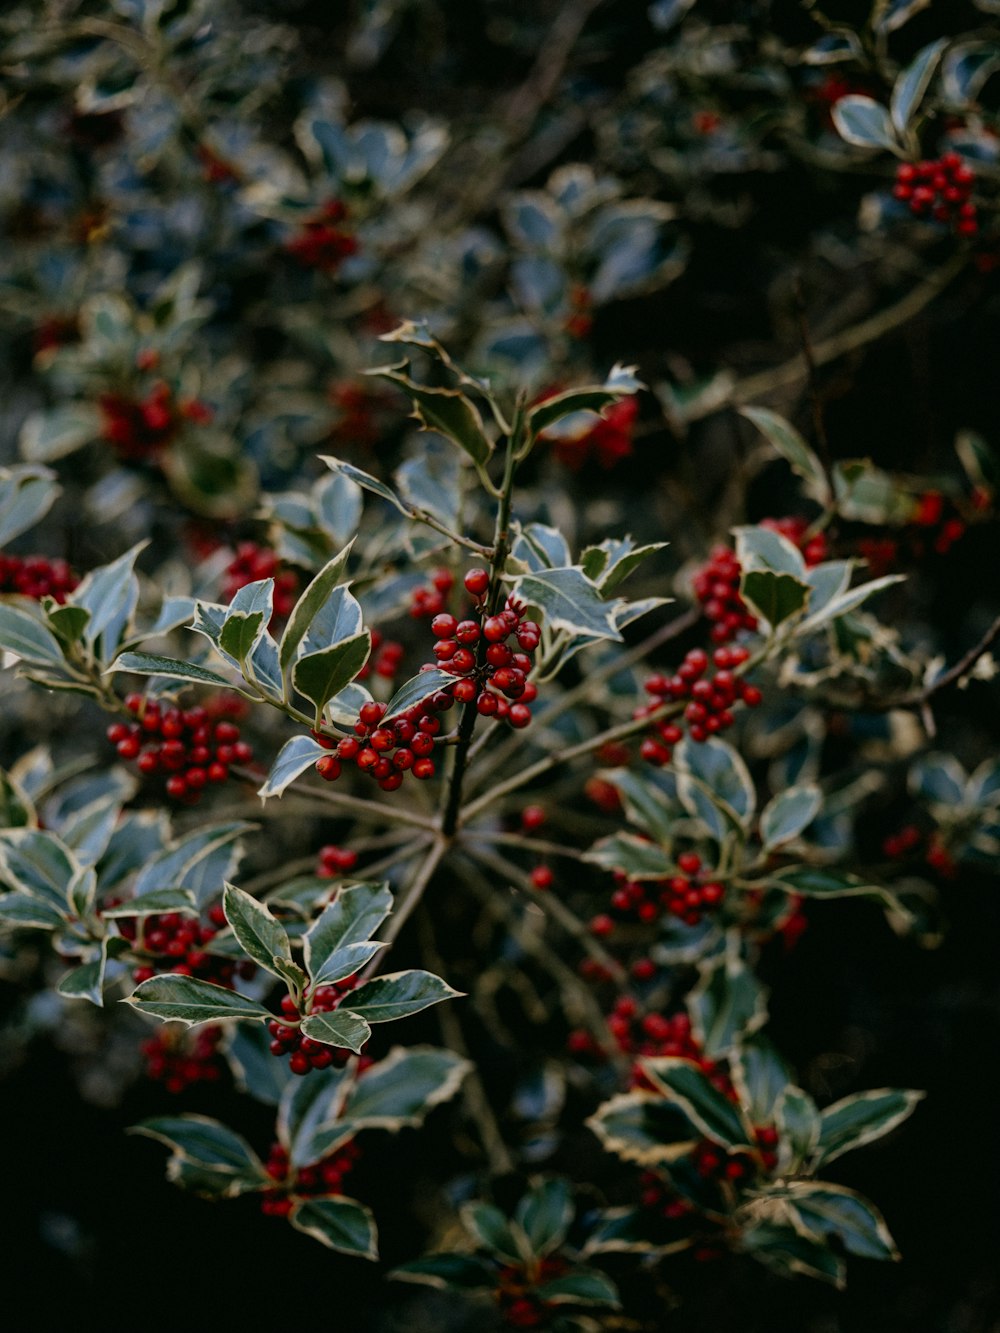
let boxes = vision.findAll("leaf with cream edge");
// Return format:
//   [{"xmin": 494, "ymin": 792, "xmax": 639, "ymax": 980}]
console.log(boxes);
[
  {"xmin": 383, "ymin": 667, "xmax": 456, "ymax": 720},
  {"xmin": 125, "ymin": 974, "xmax": 272, "ymax": 1025},
  {"xmin": 368, "ymin": 362, "xmax": 493, "ymax": 465},
  {"xmin": 292, "ymin": 631, "xmax": 372, "ymax": 722},
  {"xmin": 278, "ymin": 541, "xmax": 355, "ymax": 679},
  {"xmin": 112, "ymin": 652, "xmax": 241, "ymax": 691},
  {"xmin": 290, "ymin": 1196, "xmax": 379, "ymax": 1258},
  {"xmin": 641, "ymin": 1057, "xmax": 752, "ymax": 1146},
  {"xmin": 816, "ymin": 1088, "xmax": 924, "ymax": 1165},
  {"xmin": 222, "ymin": 883, "xmax": 293, "ymax": 979},
  {"xmin": 343, "ymin": 969, "xmax": 463, "ymax": 1023},
  {"xmin": 783, "ymin": 1182, "xmax": 899, "ymax": 1261},
  {"xmin": 0, "ymin": 605, "xmax": 66, "ymax": 665},
  {"xmin": 585, "ymin": 1092, "xmax": 700, "ymax": 1167},
  {"xmin": 337, "ymin": 1046, "xmax": 472, "ymax": 1130},
  {"xmin": 303, "ymin": 886, "xmax": 393, "ymax": 986},
  {"xmin": 740, "ymin": 407, "xmax": 831, "ymax": 506},
  {"xmin": 259, "ymin": 734, "xmax": 329, "ymax": 799},
  {"xmin": 299, "ymin": 1008, "xmax": 372, "ymax": 1053},
  {"xmin": 759, "ymin": 784, "xmax": 821, "ymax": 849},
  {"xmin": 513, "ymin": 566, "xmax": 623, "ymax": 642},
  {"xmin": 132, "ymin": 1114, "xmax": 266, "ymax": 1174}
]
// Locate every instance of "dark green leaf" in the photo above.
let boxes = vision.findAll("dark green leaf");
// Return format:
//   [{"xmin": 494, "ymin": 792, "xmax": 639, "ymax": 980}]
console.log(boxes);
[
  {"xmin": 515, "ymin": 1178, "xmax": 573, "ymax": 1255},
  {"xmin": 290, "ymin": 1196, "xmax": 378, "ymax": 1258},
  {"xmin": 278, "ymin": 543, "xmax": 355, "ymax": 676},
  {"xmin": 299, "ymin": 1008, "xmax": 372, "ymax": 1053},
  {"xmin": 832, "ymin": 95, "xmax": 901, "ymax": 151},
  {"xmin": 0, "ymin": 604, "xmax": 65, "ymax": 665},
  {"xmin": 258, "ymin": 734, "xmax": 329, "ymax": 799},
  {"xmin": 383, "ymin": 668, "xmax": 456, "ymax": 720},
  {"xmin": 740, "ymin": 407, "xmax": 831, "ymax": 505},
  {"xmin": 112, "ymin": 652, "xmax": 236, "ymax": 689},
  {"xmin": 344, "ymin": 969, "xmax": 462, "ymax": 1023},
  {"xmin": 126, "ymin": 974, "xmax": 271, "ymax": 1025},
  {"xmin": 223, "ymin": 883, "xmax": 292, "ymax": 979},
  {"xmin": 642, "ymin": 1058, "xmax": 752, "ymax": 1146},
  {"xmin": 817, "ymin": 1088, "xmax": 924, "ymax": 1165},
  {"xmin": 370, "ymin": 366, "xmax": 492, "ymax": 465},
  {"xmin": 785, "ymin": 1183, "xmax": 898, "ymax": 1261},
  {"xmin": 514, "ymin": 567, "xmax": 623, "ymax": 642},
  {"xmin": 292, "ymin": 632, "xmax": 371, "ymax": 718}
]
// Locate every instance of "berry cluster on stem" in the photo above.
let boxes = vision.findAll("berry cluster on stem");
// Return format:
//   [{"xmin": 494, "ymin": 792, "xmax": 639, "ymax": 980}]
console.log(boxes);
[
  {"xmin": 108, "ymin": 694, "xmax": 252, "ymax": 803},
  {"xmin": 267, "ymin": 982, "xmax": 366, "ymax": 1075}
]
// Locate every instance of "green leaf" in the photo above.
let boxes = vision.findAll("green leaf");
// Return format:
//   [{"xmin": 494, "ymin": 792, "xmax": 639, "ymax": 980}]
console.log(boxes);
[
  {"xmin": 741, "ymin": 569, "xmax": 810, "ymax": 629},
  {"xmin": 586, "ymin": 1092, "xmax": 699, "ymax": 1166},
  {"xmin": 370, "ymin": 365, "xmax": 492, "ymax": 465},
  {"xmin": 303, "ymin": 885, "xmax": 393, "ymax": 985},
  {"xmin": 299, "ymin": 1008, "xmax": 372, "ymax": 1053},
  {"xmin": 641, "ymin": 1058, "xmax": 752, "ymax": 1147},
  {"xmin": 344, "ymin": 969, "xmax": 462, "ymax": 1023},
  {"xmin": 759, "ymin": 785, "xmax": 821, "ymax": 849},
  {"xmin": 461, "ymin": 1202, "xmax": 529, "ymax": 1263},
  {"xmin": 675, "ymin": 736, "xmax": 755, "ymax": 837},
  {"xmin": 741, "ymin": 1222, "xmax": 845, "ymax": 1287},
  {"xmin": 800, "ymin": 573, "xmax": 903, "ymax": 630},
  {"xmin": 46, "ymin": 604, "xmax": 90, "ymax": 646},
  {"xmin": 0, "ymin": 604, "xmax": 65, "ymax": 665},
  {"xmin": 784, "ymin": 1182, "xmax": 899, "ymax": 1261},
  {"xmin": 292, "ymin": 632, "xmax": 371, "ymax": 719},
  {"xmin": 391, "ymin": 1253, "xmax": 496, "ymax": 1290},
  {"xmin": 290, "ymin": 1196, "xmax": 378, "ymax": 1258},
  {"xmin": 832, "ymin": 95, "xmax": 901, "ymax": 152},
  {"xmin": 776, "ymin": 1085, "xmax": 821, "ymax": 1170},
  {"xmin": 102, "ymin": 889, "xmax": 198, "ymax": 918},
  {"xmin": 514, "ymin": 567, "xmax": 623, "ymax": 642},
  {"xmin": 19, "ymin": 404, "xmax": 101, "ymax": 462},
  {"xmin": 278, "ymin": 542, "xmax": 355, "ymax": 677},
  {"xmin": 816, "ymin": 1088, "xmax": 924, "ymax": 1165},
  {"xmin": 258, "ymin": 734, "xmax": 329, "ymax": 800},
  {"xmin": 125, "ymin": 974, "xmax": 271, "ymax": 1025},
  {"xmin": 223, "ymin": 883, "xmax": 292, "ymax": 979},
  {"xmin": 0, "ymin": 891, "xmax": 65, "ymax": 929},
  {"xmin": 584, "ymin": 832, "xmax": 673, "ymax": 880},
  {"xmin": 319, "ymin": 458, "xmax": 412, "ymax": 518},
  {"xmin": 732, "ymin": 1037, "xmax": 794, "ymax": 1125},
  {"xmin": 734, "ymin": 524, "xmax": 806, "ymax": 579},
  {"xmin": 219, "ymin": 611, "xmax": 266, "ymax": 667},
  {"xmin": 383, "ymin": 668, "xmax": 456, "ymax": 720},
  {"xmin": 0, "ymin": 828, "xmax": 79, "ymax": 911},
  {"xmin": 535, "ymin": 1270, "xmax": 621, "ymax": 1306},
  {"xmin": 528, "ymin": 370, "xmax": 640, "ymax": 439},
  {"xmin": 133, "ymin": 1114, "xmax": 264, "ymax": 1173},
  {"xmin": 766, "ymin": 866, "xmax": 895, "ymax": 911},
  {"xmin": 75, "ymin": 542, "xmax": 145, "ymax": 655},
  {"xmin": 57, "ymin": 942, "xmax": 109, "ymax": 1006},
  {"xmin": 0, "ymin": 465, "xmax": 59, "ymax": 546},
  {"xmin": 337, "ymin": 1046, "xmax": 471, "ymax": 1132},
  {"xmin": 112, "ymin": 652, "xmax": 235, "ymax": 689},
  {"xmin": 277, "ymin": 1064, "xmax": 352, "ymax": 1165},
  {"xmin": 515, "ymin": 1178, "xmax": 573, "ymax": 1256},
  {"xmin": 891, "ymin": 39, "xmax": 947, "ymax": 133},
  {"xmin": 740, "ymin": 407, "xmax": 831, "ymax": 506},
  {"xmin": 688, "ymin": 945, "xmax": 768, "ymax": 1060}
]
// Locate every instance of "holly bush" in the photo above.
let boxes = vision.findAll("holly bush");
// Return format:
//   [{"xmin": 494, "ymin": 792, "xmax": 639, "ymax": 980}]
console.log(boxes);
[{"xmin": 1, "ymin": 1, "xmax": 999, "ymax": 1329}]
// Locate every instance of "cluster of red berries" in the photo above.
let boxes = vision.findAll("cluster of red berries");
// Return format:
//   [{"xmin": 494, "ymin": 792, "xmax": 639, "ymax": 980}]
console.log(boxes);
[
  {"xmin": 141, "ymin": 1025, "xmax": 223, "ymax": 1094},
  {"xmin": 357, "ymin": 628, "xmax": 404, "ymax": 684},
  {"xmin": 551, "ymin": 395, "xmax": 639, "ymax": 471},
  {"xmin": 316, "ymin": 844, "xmax": 359, "ymax": 878},
  {"xmin": 267, "ymin": 983, "xmax": 365, "ymax": 1075},
  {"xmin": 426, "ymin": 568, "xmax": 540, "ymax": 728},
  {"xmin": 222, "ymin": 542, "xmax": 299, "ymax": 621},
  {"xmin": 314, "ymin": 695, "xmax": 446, "ymax": 791},
  {"xmin": 883, "ymin": 824, "xmax": 956, "ymax": 878},
  {"xmin": 99, "ymin": 381, "xmax": 211, "ymax": 460},
  {"xmin": 638, "ymin": 1171, "xmax": 694, "ymax": 1223},
  {"xmin": 619, "ymin": 851, "xmax": 726, "ymax": 930},
  {"xmin": 409, "ymin": 566, "xmax": 455, "ymax": 619},
  {"xmin": 692, "ymin": 1127, "xmax": 777, "ymax": 1185},
  {"xmin": 691, "ymin": 546, "xmax": 758, "ymax": 644},
  {"xmin": 121, "ymin": 904, "xmax": 245, "ymax": 987},
  {"xmin": 893, "ymin": 154, "xmax": 978, "ymax": 236},
  {"xmin": 637, "ymin": 644, "xmax": 762, "ymax": 763},
  {"xmin": 261, "ymin": 1139, "xmax": 362, "ymax": 1216},
  {"xmin": 0, "ymin": 553, "xmax": 78, "ymax": 602},
  {"xmin": 285, "ymin": 200, "xmax": 358, "ymax": 271},
  {"xmin": 108, "ymin": 694, "xmax": 252, "ymax": 803},
  {"xmin": 495, "ymin": 1257, "xmax": 569, "ymax": 1329}
]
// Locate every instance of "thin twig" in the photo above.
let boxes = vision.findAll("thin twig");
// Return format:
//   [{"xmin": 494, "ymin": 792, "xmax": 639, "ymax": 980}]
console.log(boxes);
[
  {"xmin": 872, "ymin": 613, "xmax": 1000, "ymax": 712},
  {"xmin": 417, "ymin": 907, "xmax": 514, "ymax": 1174},
  {"xmin": 455, "ymin": 854, "xmax": 629, "ymax": 1078},
  {"xmin": 678, "ymin": 253, "xmax": 968, "ymax": 426},
  {"xmin": 463, "ymin": 830, "xmax": 591, "ymax": 861},
  {"xmin": 465, "ymin": 842, "xmax": 626, "ymax": 985}
]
